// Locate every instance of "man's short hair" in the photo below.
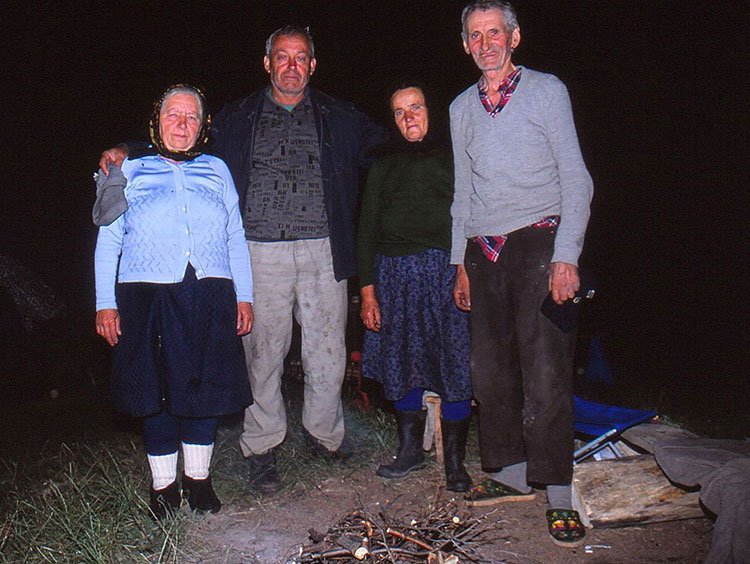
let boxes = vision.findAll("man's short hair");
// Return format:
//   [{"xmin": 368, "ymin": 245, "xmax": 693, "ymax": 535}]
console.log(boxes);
[
  {"xmin": 265, "ymin": 25, "xmax": 316, "ymax": 59},
  {"xmin": 461, "ymin": 1, "xmax": 519, "ymax": 41}
]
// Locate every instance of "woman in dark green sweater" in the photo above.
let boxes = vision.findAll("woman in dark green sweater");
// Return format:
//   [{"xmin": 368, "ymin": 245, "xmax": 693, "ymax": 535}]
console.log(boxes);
[{"xmin": 357, "ymin": 83, "xmax": 473, "ymax": 492}]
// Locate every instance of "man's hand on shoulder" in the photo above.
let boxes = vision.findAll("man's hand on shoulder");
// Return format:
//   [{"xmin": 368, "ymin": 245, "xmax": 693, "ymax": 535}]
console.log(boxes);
[
  {"xmin": 99, "ymin": 146, "xmax": 128, "ymax": 175},
  {"xmin": 549, "ymin": 262, "xmax": 580, "ymax": 305}
]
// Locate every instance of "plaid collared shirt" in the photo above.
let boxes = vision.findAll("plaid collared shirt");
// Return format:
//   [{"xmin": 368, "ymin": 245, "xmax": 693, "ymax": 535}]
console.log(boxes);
[
  {"xmin": 475, "ymin": 216, "xmax": 559, "ymax": 262},
  {"xmin": 478, "ymin": 67, "xmax": 522, "ymax": 117}
]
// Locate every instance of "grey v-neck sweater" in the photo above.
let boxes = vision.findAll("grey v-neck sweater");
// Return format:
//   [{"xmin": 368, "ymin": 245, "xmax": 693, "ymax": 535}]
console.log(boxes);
[{"xmin": 449, "ymin": 67, "xmax": 593, "ymax": 266}]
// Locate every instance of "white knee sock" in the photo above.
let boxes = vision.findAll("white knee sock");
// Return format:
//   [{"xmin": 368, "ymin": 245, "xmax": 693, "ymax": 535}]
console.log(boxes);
[
  {"xmin": 182, "ymin": 443, "xmax": 214, "ymax": 480},
  {"xmin": 147, "ymin": 452, "xmax": 178, "ymax": 490},
  {"xmin": 490, "ymin": 461, "xmax": 532, "ymax": 493}
]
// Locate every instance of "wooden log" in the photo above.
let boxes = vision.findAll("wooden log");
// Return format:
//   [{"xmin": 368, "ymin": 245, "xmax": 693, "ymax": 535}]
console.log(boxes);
[
  {"xmin": 425, "ymin": 395, "xmax": 444, "ymax": 465},
  {"xmin": 573, "ymin": 454, "xmax": 704, "ymax": 528},
  {"xmin": 620, "ymin": 422, "xmax": 699, "ymax": 454}
]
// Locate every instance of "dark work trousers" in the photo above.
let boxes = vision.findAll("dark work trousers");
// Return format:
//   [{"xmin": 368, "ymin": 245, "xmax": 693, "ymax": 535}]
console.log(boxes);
[{"xmin": 464, "ymin": 225, "xmax": 576, "ymax": 485}]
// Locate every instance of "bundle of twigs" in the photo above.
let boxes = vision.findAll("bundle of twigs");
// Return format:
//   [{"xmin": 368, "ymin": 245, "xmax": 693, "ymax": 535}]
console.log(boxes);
[{"xmin": 290, "ymin": 502, "xmax": 496, "ymax": 563}]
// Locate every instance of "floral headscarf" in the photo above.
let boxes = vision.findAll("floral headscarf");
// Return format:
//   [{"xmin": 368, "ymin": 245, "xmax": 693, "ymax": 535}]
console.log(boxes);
[{"xmin": 148, "ymin": 84, "xmax": 211, "ymax": 161}]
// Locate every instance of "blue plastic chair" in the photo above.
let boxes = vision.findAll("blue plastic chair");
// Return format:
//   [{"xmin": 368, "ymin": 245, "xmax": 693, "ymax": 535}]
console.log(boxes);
[{"xmin": 573, "ymin": 396, "xmax": 657, "ymax": 463}]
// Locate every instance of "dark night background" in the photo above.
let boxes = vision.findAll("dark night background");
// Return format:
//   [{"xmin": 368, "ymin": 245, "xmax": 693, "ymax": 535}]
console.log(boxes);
[{"xmin": 1, "ymin": 2, "xmax": 747, "ymax": 435}]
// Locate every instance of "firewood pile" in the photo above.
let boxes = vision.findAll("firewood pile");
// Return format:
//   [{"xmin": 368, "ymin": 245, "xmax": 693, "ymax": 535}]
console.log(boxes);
[{"xmin": 288, "ymin": 503, "xmax": 500, "ymax": 563}]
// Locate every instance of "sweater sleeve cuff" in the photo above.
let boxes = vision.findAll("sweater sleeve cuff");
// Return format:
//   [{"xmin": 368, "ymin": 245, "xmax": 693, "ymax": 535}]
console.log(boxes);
[
  {"xmin": 550, "ymin": 249, "xmax": 580, "ymax": 267},
  {"xmin": 236, "ymin": 293, "xmax": 253, "ymax": 304},
  {"xmin": 450, "ymin": 241, "xmax": 467, "ymax": 264},
  {"xmin": 96, "ymin": 300, "xmax": 118, "ymax": 311},
  {"xmin": 358, "ymin": 272, "xmax": 374, "ymax": 288}
]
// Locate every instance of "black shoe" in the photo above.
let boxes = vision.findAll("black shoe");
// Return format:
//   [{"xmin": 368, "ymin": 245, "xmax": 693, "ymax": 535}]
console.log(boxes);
[
  {"xmin": 303, "ymin": 429, "xmax": 353, "ymax": 461},
  {"xmin": 376, "ymin": 409, "xmax": 426, "ymax": 479},
  {"xmin": 149, "ymin": 480, "xmax": 181, "ymax": 520},
  {"xmin": 182, "ymin": 474, "xmax": 222, "ymax": 513},
  {"xmin": 247, "ymin": 451, "xmax": 281, "ymax": 493},
  {"xmin": 442, "ymin": 416, "xmax": 472, "ymax": 492}
]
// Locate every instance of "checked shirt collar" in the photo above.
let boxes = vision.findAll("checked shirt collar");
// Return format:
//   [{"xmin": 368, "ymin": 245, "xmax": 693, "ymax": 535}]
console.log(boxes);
[{"xmin": 478, "ymin": 67, "xmax": 522, "ymax": 117}]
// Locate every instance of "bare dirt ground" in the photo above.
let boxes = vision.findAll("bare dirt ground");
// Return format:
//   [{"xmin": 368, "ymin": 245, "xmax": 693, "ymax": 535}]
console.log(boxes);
[{"xmin": 189, "ymin": 447, "xmax": 713, "ymax": 563}]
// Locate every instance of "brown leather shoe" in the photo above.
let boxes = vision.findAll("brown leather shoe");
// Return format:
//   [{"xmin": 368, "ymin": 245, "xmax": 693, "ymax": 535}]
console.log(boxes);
[{"xmin": 247, "ymin": 451, "xmax": 281, "ymax": 493}]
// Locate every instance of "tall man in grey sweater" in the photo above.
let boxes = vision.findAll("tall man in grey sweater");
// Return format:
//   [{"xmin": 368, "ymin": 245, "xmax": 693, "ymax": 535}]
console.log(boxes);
[{"xmin": 450, "ymin": 1, "xmax": 593, "ymax": 547}]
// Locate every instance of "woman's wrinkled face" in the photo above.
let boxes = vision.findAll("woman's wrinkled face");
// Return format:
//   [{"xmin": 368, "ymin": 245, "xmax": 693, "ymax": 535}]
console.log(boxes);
[
  {"xmin": 391, "ymin": 87, "xmax": 429, "ymax": 143},
  {"xmin": 159, "ymin": 93, "xmax": 202, "ymax": 152}
]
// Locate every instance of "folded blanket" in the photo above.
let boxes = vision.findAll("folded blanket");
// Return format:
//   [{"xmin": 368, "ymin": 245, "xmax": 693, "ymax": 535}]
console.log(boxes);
[{"xmin": 656, "ymin": 438, "xmax": 750, "ymax": 564}]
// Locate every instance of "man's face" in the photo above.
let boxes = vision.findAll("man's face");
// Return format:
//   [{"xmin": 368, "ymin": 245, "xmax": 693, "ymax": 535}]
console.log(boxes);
[
  {"xmin": 263, "ymin": 34, "xmax": 317, "ymax": 100},
  {"xmin": 462, "ymin": 9, "xmax": 520, "ymax": 73}
]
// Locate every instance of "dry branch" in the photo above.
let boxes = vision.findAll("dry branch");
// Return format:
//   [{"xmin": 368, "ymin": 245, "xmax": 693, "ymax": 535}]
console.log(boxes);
[{"xmin": 290, "ymin": 502, "xmax": 501, "ymax": 563}]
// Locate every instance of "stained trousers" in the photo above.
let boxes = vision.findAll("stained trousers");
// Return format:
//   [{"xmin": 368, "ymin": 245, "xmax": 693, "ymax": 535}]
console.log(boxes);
[
  {"xmin": 239, "ymin": 237, "xmax": 347, "ymax": 456},
  {"xmin": 465, "ymin": 226, "xmax": 576, "ymax": 485}
]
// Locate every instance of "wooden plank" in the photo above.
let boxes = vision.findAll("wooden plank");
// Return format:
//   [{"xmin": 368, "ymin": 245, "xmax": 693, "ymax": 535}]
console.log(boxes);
[
  {"xmin": 621, "ymin": 423, "xmax": 699, "ymax": 454},
  {"xmin": 573, "ymin": 454, "xmax": 704, "ymax": 528},
  {"xmin": 425, "ymin": 396, "xmax": 444, "ymax": 465}
]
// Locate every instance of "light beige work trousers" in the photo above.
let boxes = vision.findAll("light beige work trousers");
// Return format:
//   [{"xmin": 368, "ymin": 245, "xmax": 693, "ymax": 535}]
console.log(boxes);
[{"xmin": 239, "ymin": 237, "xmax": 347, "ymax": 456}]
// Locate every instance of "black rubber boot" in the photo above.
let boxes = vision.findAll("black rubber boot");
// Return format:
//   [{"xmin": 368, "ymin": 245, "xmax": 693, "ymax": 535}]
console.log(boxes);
[
  {"xmin": 442, "ymin": 416, "xmax": 472, "ymax": 492},
  {"xmin": 149, "ymin": 480, "xmax": 181, "ymax": 520},
  {"xmin": 182, "ymin": 474, "xmax": 222, "ymax": 513},
  {"xmin": 376, "ymin": 409, "xmax": 427, "ymax": 478}
]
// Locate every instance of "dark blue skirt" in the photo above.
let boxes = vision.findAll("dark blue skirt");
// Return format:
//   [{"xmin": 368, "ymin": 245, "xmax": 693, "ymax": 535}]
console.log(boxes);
[
  {"xmin": 110, "ymin": 265, "xmax": 252, "ymax": 418},
  {"xmin": 362, "ymin": 248, "xmax": 472, "ymax": 402}
]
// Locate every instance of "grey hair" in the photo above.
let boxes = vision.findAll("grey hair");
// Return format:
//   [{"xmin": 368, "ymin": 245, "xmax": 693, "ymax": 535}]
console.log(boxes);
[
  {"xmin": 160, "ymin": 86, "xmax": 204, "ymax": 121},
  {"xmin": 264, "ymin": 25, "xmax": 316, "ymax": 59},
  {"xmin": 461, "ymin": 1, "xmax": 519, "ymax": 41}
]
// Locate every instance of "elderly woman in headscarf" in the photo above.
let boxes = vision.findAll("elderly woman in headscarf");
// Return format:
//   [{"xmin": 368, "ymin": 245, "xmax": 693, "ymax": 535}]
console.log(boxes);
[
  {"xmin": 94, "ymin": 84, "xmax": 254, "ymax": 518},
  {"xmin": 357, "ymin": 81, "xmax": 473, "ymax": 492}
]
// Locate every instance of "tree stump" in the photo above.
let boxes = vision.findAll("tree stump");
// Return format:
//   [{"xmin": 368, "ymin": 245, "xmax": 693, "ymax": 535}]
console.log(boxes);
[{"xmin": 573, "ymin": 454, "xmax": 704, "ymax": 528}]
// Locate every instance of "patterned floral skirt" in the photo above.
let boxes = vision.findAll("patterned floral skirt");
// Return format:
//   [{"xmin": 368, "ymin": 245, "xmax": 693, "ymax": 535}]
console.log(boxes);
[{"xmin": 362, "ymin": 248, "xmax": 472, "ymax": 402}]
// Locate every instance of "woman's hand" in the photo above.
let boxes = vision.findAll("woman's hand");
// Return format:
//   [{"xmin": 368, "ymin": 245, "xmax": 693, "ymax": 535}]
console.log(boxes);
[
  {"xmin": 360, "ymin": 285, "xmax": 381, "ymax": 332},
  {"xmin": 96, "ymin": 309, "xmax": 121, "ymax": 346},
  {"xmin": 237, "ymin": 302, "xmax": 254, "ymax": 336},
  {"xmin": 453, "ymin": 265, "xmax": 471, "ymax": 311}
]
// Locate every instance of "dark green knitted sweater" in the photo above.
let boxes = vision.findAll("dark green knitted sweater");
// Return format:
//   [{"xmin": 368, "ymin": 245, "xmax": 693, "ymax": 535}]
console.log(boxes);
[{"xmin": 356, "ymin": 149, "xmax": 453, "ymax": 287}]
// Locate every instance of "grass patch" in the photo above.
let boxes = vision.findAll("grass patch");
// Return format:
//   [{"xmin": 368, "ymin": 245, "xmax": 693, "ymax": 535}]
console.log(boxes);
[
  {"xmin": 0, "ymin": 373, "xmax": 406, "ymax": 563},
  {"xmin": 0, "ymin": 438, "xmax": 195, "ymax": 563}
]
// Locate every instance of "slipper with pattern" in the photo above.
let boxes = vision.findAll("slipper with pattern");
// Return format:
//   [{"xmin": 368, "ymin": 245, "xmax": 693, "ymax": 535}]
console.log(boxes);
[
  {"xmin": 465, "ymin": 478, "xmax": 535, "ymax": 506},
  {"xmin": 546, "ymin": 508, "xmax": 586, "ymax": 547}
]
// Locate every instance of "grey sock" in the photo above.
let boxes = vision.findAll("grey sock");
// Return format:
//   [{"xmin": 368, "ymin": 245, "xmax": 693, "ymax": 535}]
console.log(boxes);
[
  {"xmin": 546, "ymin": 484, "xmax": 573, "ymax": 509},
  {"xmin": 489, "ymin": 461, "xmax": 532, "ymax": 494}
]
